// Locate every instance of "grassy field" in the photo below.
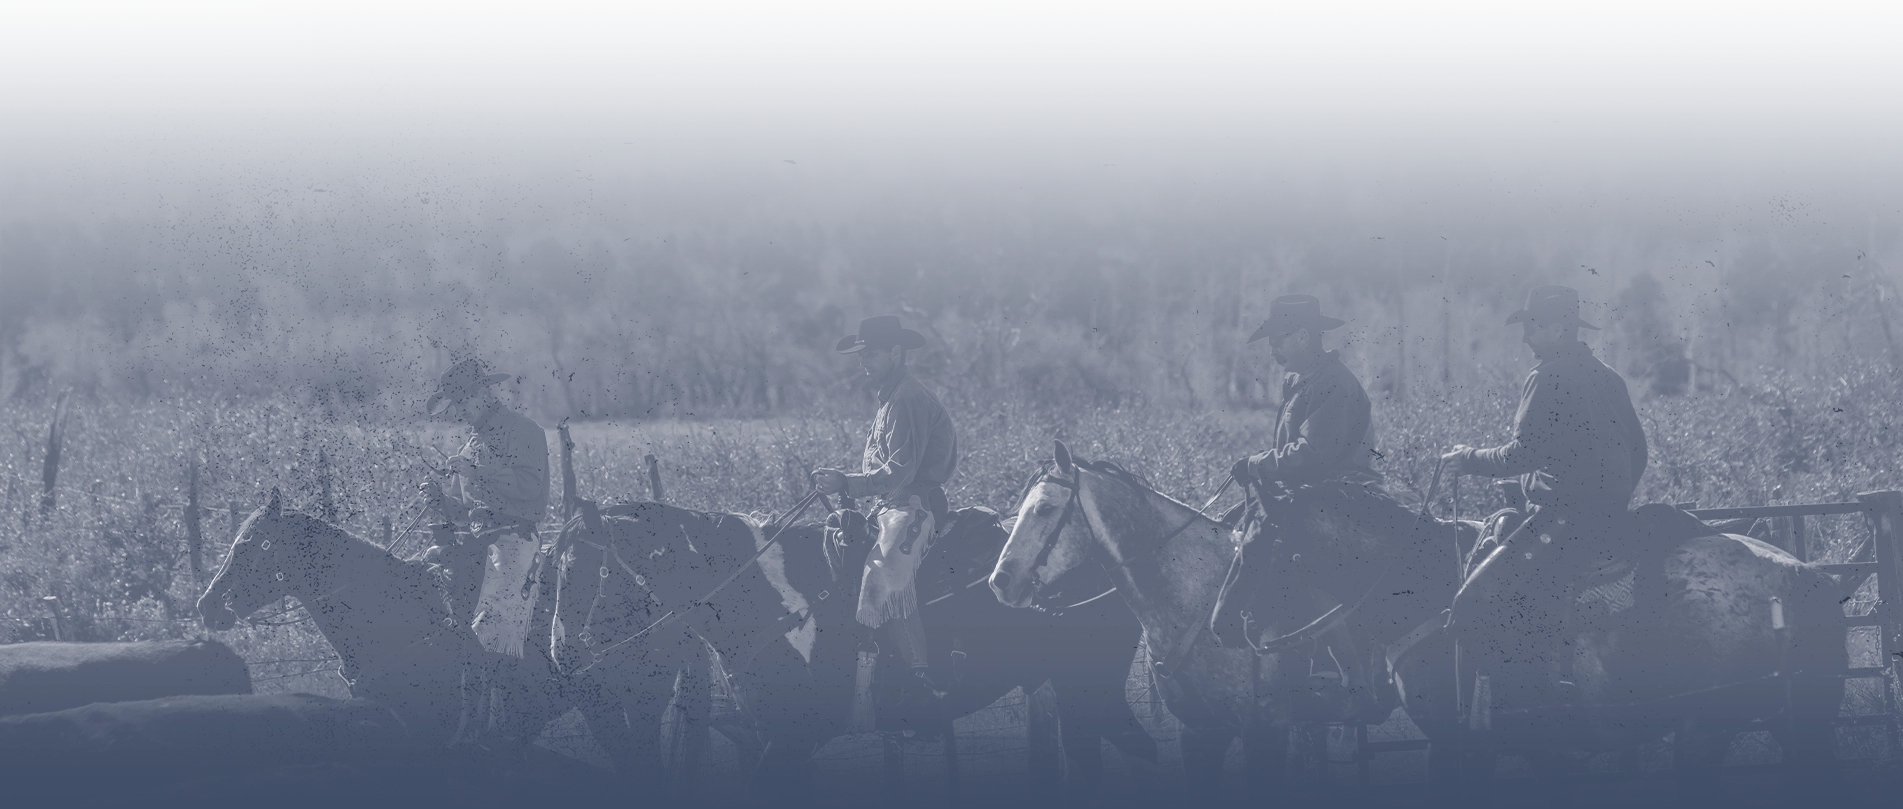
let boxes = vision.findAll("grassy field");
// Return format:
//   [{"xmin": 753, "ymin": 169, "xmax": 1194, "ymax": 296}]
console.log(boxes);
[{"xmin": 0, "ymin": 368, "xmax": 1899, "ymax": 799}]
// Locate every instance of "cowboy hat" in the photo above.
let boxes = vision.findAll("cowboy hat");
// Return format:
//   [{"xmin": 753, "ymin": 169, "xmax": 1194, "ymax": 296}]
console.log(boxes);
[
  {"xmin": 836, "ymin": 315, "xmax": 927, "ymax": 354},
  {"xmin": 1247, "ymin": 294, "xmax": 1347, "ymax": 344},
  {"xmin": 1505, "ymin": 285, "xmax": 1600, "ymax": 330},
  {"xmin": 426, "ymin": 359, "xmax": 513, "ymax": 415}
]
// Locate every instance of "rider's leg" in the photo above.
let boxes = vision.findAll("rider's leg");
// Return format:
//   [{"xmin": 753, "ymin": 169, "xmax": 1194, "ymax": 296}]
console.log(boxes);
[{"xmin": 1449, "ymin": 507, "xmax": 1577, "ymax": 706}]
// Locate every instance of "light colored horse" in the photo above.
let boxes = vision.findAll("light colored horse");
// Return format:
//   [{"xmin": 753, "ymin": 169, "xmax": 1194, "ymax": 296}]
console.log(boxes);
[
  {"xmin": 989, "ymin": 442, "xmax": 1331, "ymax": 803},
  {"xmin": 991, "ymin": 441, "xmax": 1855, "ymax": 802}
]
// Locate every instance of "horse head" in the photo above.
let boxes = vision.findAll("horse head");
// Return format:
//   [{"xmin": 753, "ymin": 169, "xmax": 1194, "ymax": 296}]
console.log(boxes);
[
  {"xmin": 991, "ymin": 440, "xmax": 1115, "ymax": 608},
  {"xmin": 198, "ymin": 488, "xmax": 301, "ymax": 631}
]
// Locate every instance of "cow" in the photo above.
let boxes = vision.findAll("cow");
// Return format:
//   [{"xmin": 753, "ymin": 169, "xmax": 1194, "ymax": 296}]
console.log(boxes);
[{"xmin": 0, "ymin": 639, "xmax": 252, "ymax": 716}]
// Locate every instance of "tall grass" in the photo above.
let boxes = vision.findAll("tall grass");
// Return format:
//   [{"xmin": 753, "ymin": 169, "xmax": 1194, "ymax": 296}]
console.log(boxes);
[{"xmin": 3, "ymin": 364, "xmax": 1899, "ymax": 687}]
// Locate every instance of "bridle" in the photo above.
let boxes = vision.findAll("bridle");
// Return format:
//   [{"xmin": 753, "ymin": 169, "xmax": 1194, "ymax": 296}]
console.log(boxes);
[{"xmin": 1022, "ymin": 464, "xmax": 1213, "ymax": 684}]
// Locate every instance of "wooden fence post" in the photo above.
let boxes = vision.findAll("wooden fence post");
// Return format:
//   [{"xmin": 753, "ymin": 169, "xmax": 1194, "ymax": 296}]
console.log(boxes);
[
  {"xmin": 186, "ymin": 462, "xmax": 203, "ymax": 584},
  {"xmin": 1857, "ymin": 491, "xmax": 1903, "ymax": 656},
  {"xmin": 646, "ymin": 454, "xmax": 664, "ymax": 503},
  {"xmin": 37, "ymin": 391, "xmax": 69, "ymax": 520},
  {"xmin": 317, "ymin": 449, "xmax": 336, "ymax": 523}
]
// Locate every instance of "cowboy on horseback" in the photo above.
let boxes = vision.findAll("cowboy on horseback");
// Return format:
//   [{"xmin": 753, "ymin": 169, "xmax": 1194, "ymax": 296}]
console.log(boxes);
[
  {"xmin": 1442, "ymin": 285, "xmax": 1648, "ymax": 705},
  {"xmin": 1209, "ymin": 295, "xmax": 1386, "ymax": 704},
  {"xmin": 811, "ymin": 315, "xmax": 961, "ymax": 717},
  {"xmin": 417, "ymin": 358, "xmax": 551, "ymax": 657}
]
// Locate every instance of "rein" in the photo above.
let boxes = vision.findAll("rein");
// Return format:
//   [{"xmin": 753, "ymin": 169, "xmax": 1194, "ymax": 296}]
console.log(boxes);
[{"xmin": 567, "ymin": 490, "xmax": 823, "ymax": 675}]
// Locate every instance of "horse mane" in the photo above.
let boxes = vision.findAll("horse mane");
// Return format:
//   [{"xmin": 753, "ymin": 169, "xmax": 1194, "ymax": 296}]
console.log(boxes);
[{"xmin": 271, "ymin": 510, "xmax": 459, "ymax": 622}]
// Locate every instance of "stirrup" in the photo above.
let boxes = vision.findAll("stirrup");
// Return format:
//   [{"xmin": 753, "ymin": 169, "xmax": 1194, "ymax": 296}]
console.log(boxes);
[{"xmin": 913, "ymin": 667, "xmax": 950, "ymax": 700}]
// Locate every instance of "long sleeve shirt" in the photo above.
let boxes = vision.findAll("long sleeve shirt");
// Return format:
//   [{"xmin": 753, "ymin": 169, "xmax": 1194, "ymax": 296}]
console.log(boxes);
[
  {"xmin": 1249, "ymin": 350, "xmax": 1379, "ymax": 485},
  {"xmin": 1466, "ymin": 340, "xmax": 1648, "ymax": 510},
  {"xmin": 457, "ymin": 406, "xmax": 551, "ymax": 525},
  {"xmin": 846, "ymin": 370, "xmax": 959, "ymax": 504}
]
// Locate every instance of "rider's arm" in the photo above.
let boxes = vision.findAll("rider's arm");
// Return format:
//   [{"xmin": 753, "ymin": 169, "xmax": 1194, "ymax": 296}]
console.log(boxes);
[
  {"xmin": 1248, "ymin": 372, "xmax": 1366, "ymax": 479},
  {"xmin": 1466, "ymin": 369, "xmax": 1559, "ymax": 477}
]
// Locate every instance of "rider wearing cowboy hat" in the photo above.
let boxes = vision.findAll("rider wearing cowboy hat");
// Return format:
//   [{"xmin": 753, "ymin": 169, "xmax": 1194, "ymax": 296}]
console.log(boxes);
[
  {"xmin": 812, "ymin": 315, "xmax": 961, "ymax": 719},
  {"xmin": 1210, "ymin": 294, "xmax": 1383, "ymax": 711},
  {"xmin": 1229, "ymin": 294, "xmax": 1379, "ymax": 490},
  {"xmin": 419, "ymin": 358, "xmax": 550, "ymax": 656},
  {"xmin": 1442, "ymin": 285, "xmax": 1649, "ymax": 704}
]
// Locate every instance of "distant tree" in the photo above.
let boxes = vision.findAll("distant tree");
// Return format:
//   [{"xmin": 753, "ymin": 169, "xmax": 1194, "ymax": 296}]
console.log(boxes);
[{"xmin": 1617, "ymin": 273, "xmax": 1690, "ymax": 396}]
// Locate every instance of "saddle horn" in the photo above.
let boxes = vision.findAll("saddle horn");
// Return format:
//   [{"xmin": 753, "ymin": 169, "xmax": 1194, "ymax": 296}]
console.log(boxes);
[{"xmin": 579, "ymin": 498, "xmax": 604, "ymax": 533}]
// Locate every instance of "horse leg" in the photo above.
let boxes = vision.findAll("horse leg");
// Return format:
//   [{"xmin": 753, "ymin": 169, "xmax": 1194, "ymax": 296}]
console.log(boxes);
[
  {"xmin": 1243, "ymin": 721, "xmax": 1290, "ymax": 798},
  {"xmin": 667, "ymin": 647, "xmax": 712, "ymax": 804},
  {"xmin": 1672, "ymin": 717, "xmax": 1729, "ymax": 802},
  {"xmin": 1179, "ymin": 723, "xmax": 1233, "ymax": 806},
  {"xmin": 1054, "ymin": 705, "xmax": 1106, "ymax": 806},
  {"xmin": 1777, "ymin": 676, "xmax": 1845, "ymax": 803},
  {"xmin": 1525, "ymin": 748, "xmax": 1577, "ymax": 808},
  {"xmin": 881, "ymin": 731, "xmax": 907, "ymax": 806}
]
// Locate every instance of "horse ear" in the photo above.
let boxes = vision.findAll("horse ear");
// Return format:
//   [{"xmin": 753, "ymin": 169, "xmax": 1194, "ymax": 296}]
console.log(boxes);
[
  {"xmin": 266, "ymin": 487, "xmax": 283, "ymax": 517},
  {"xmin": 1054, "ymin": 440, "xmax": 1073, "ymax": 474}
]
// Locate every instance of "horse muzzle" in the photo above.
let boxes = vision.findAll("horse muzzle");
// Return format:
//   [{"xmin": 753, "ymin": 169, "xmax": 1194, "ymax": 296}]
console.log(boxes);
[{"xmin": 988, "ymin": 565, "xmax": 1036, "ymax": 608}]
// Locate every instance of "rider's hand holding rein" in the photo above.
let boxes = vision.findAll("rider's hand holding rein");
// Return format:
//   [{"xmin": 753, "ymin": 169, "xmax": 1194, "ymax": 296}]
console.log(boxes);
[
  {"xmin": 812, "ymin": 468, "xmax": 849, "ymax": 496},
  {"xmin": 1441, "ymin": 445, "xmax": 1478, "ymax": 476}
]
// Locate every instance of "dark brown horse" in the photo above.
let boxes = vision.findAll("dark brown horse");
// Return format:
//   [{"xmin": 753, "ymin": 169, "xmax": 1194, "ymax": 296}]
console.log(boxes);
[
  {"xmin": 552, "ymin": 496, "xmax": 1156, "ymax": 802},
  {"xmin": 198, "ymin": 490, "xmax": 479, "ymax": 747},
  {"xmin": 196, "ymin": 490, "xmax": 699, "ymax": 799}
]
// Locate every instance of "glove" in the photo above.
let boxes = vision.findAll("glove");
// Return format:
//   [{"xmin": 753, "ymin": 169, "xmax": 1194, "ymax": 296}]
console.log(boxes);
[{"xmin": 1230, "ymin": 457, "xmax": 1255, "ymax": 486}]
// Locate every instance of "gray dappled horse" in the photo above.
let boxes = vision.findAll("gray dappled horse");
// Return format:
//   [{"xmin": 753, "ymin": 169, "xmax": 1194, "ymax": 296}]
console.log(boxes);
[
  {"xmin": 553, "ymin": 496, "xmax": 1157, "ymax": 803},
  {"xmin": 990, "ymin": 441, "xmax": 1853, "ymax": 803},
  {"xmin": 196, "ymin": 490, "xmax": 695, "ymax": 799}
]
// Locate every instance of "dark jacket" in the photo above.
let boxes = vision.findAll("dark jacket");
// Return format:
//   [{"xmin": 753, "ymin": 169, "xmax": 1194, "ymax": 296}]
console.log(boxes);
[
  {"xmin": 1247, "ymin": 350, "xmax": 1378, "ymax": 485},
  {"xmin": 1467, "ymin": 340, "xmax": 1647, "ymax": 511}
]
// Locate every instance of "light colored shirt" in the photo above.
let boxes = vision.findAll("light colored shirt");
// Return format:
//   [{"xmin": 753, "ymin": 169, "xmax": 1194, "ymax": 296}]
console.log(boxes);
[
  {"xmin": 457, "ymin": 406, "xmax": 550, "ymax": 524},
  {"xmin": 846, "ymin": 370, "xmax": 959, "ymax": 502}
]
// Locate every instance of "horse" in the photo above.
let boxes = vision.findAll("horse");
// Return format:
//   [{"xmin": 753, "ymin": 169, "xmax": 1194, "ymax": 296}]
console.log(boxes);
[
  {"xmin": 196, "ymin": 489, "xmax": 700, "ymax": 800},
  {"xmin": 989, "ymin": 442, "xmax": 1337, "ymax": 804},
  {"xmin": 990, "ymin": 440, "xmax": 1855, "ymax": 802},
  {"xmin": 552, "ymin": 496, "xmax": 1157, "ymax": 803},
  {"xmin": 518, "ymin": 501, "xmax": 711, "ymax": 799},
  {"xmin": 198, "ymin": 489, "xmax": 481, "ymax": 747}
]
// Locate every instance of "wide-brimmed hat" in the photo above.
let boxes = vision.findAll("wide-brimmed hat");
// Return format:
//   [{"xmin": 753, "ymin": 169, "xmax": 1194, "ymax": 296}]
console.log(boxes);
[
  {"xmin": 836, "ymin": 315, "xmax": 927, "ymax": 354},
  {"xmin": 1505, "ymin": 285, "xmax": 1600, "ymax": 330},
  {"xmin": 1248, "ymin": 294, "xmax": 1347, "ymax": 344},
  {"xmin": 426, "ymin": 359, "xmax": 513, "ymax": 415}
]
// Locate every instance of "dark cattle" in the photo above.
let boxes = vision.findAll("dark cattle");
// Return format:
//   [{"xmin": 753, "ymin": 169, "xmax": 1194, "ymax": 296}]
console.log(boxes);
[
  {"xmin": 0, "ymin": 693, "xmax": 412, "ymax": 805},
  {"xmin": 0, "ymin": 639, "xmax": 251, "ymax": 716}
]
